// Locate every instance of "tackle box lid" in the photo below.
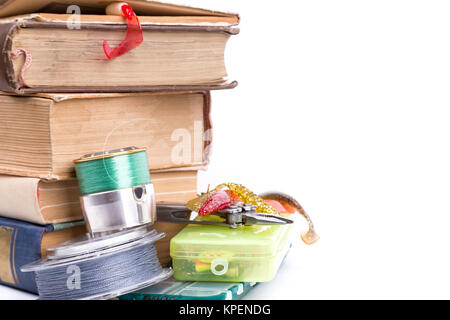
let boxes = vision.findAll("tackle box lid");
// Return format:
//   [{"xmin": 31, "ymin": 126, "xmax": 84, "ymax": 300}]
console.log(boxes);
[{"xmin": 170, "ymin": 215, "xmax": 295, "ymax": 259}]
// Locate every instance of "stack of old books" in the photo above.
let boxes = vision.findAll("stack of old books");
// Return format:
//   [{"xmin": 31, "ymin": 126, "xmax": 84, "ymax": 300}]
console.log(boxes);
[{"xmin": 0, "ymin": 0, "xmax": 238, "ymax": 294}]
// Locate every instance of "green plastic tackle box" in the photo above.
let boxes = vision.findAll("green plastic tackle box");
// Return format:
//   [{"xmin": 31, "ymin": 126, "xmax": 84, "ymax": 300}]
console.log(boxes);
[
  {"xmin": 119, "ymin": 278, "xmax": 257, "ymax": 300},
  {"xmin": 170, "ymin": 215, "xmax": 295, "ymax": 282}
]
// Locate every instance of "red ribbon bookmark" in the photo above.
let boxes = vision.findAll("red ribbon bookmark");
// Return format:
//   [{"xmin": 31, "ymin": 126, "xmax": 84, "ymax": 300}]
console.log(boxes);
[{"xmin": 103, "ymin": 4, "xmax": 143, "ymax": 59}]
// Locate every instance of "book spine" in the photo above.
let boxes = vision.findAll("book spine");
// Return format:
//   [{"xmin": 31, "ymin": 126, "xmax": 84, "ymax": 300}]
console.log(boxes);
[
  {"xmin": 0, "ymin": 217, "xmax": 53, "ymax": 293},
  {"xmin": 0, "ymin": 22, "xmax": 18, "ymax": 93}
]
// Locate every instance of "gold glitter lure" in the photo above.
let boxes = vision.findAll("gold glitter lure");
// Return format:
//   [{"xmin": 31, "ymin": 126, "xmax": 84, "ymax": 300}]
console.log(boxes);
[{"xmin": 186, "ymin": 183, "xmax": 319, "ymax": 245}]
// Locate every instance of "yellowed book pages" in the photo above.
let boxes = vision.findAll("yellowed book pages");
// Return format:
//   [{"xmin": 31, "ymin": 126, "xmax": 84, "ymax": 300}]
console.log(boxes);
[
  {"xmin": 8, "ymin": 24, "xmax": 232, "ymax": 90},
  {"xmin": 0, "ymin": 92, "xmax": 211, "ymax": 179},
  {"xmin": 0, "ymin": 170, "xmax": 198, "ymax": 225},
  {"xmin": 0, "ymin": 11, "xmax": 238, "ymax": 94}
]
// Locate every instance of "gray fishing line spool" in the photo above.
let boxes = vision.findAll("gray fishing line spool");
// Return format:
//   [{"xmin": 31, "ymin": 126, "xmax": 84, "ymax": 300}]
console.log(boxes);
[{"xmin": 21, "ymin": 227, "xmax": 172, "ymax": 300}]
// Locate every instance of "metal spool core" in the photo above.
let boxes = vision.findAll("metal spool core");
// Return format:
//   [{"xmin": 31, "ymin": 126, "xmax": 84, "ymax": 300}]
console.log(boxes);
[{"xmin": 80, "ymin": 184, "xmax": 157, "ymax": 234}]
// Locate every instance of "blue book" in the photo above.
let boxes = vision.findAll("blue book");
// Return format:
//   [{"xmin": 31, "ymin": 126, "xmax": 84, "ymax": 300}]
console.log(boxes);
[{"xmin": 0, "ymin": 216, "xmax": 85, "ymax": 293}]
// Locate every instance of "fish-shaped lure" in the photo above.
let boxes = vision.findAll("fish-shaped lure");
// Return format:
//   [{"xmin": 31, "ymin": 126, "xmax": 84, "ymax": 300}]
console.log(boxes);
[{"xmin": 186, "ymin": 183, "xmax": 319, "ymax": 245}]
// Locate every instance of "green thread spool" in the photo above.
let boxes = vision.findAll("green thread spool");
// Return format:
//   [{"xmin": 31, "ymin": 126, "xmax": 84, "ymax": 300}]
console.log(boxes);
[{"xmin": 74, "ymin": 147, "xmax": 151, "ymax": 195}]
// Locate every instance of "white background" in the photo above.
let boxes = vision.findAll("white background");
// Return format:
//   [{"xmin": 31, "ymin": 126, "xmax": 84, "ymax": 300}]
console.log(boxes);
[
  {"xmin": 2, "ymin": 0, "xmax": 450, "ymax": 300},
  {"xmin": 199, "ymin": 0, "xmax": 450, "ymax": 299}
]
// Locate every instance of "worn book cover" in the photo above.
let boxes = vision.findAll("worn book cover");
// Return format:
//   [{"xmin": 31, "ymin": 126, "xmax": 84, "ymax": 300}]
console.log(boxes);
[{"xmin": 0, "ymin": 0, "xmax": 239, "ymax": 94}]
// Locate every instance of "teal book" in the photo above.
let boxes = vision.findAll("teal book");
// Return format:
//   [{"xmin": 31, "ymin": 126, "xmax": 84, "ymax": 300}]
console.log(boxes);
[
  {"xmin": 0, "ymin": 216, "xmax": 85, "ymax": 293},
  {"xmin": 119, "ymin": 279, "xmax": 257, "ymax": 300}
]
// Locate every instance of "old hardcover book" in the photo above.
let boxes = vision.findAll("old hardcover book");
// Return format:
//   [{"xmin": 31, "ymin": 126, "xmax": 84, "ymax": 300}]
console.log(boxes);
[
  {"xmin": 0, "ymin": 0, "xmax": 239, "ymax": 94},
  {"xmin": 0, "ymin": 170, "xmax": 198, "ymax": 225},
  {"xmin": 0, "ymin": 218, "xmax": 86, "ymax": 293},
  {"xmin": 0, "ymin": 92, "xmax": 212, "ymax": 179}
]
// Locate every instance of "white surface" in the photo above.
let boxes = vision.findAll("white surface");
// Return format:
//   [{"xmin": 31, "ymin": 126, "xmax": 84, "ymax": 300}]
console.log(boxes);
[
  {"xmin": 199, "ymin": 0, "xmax": 450, "ymax": 299},
  {"xmin": 0, "ymin": 285, "xmax": 35, "ymax": 300},
  {"xmin": 3, "ymin": 0, "xmax": 450, "ymax": 300}
]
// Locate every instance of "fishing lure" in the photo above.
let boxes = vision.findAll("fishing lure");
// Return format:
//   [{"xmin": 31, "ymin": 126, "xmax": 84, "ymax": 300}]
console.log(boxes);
[
  {"xmin": 260, "ymin": 191, "xmax": 320, "ymax": 245},
  {"xmin": 186, "ymin": 183, "xmax": 320, "ymax": 245},
  {"xmin": 198, "ymin": 190, "xmax": 232, "ymax": 216},
  {"xmin": 187, "ymin": 183, "xmax": 279, "ymax": 215},
  {"xmin": 264, "ymin": 199, "xmax": 294, "ymax": 214}
]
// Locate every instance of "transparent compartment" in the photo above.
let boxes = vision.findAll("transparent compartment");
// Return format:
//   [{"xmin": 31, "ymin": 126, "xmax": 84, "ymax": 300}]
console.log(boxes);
[{"xmin": 170, "ymin": 215, "xmax": 295, "ymax": 282}]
